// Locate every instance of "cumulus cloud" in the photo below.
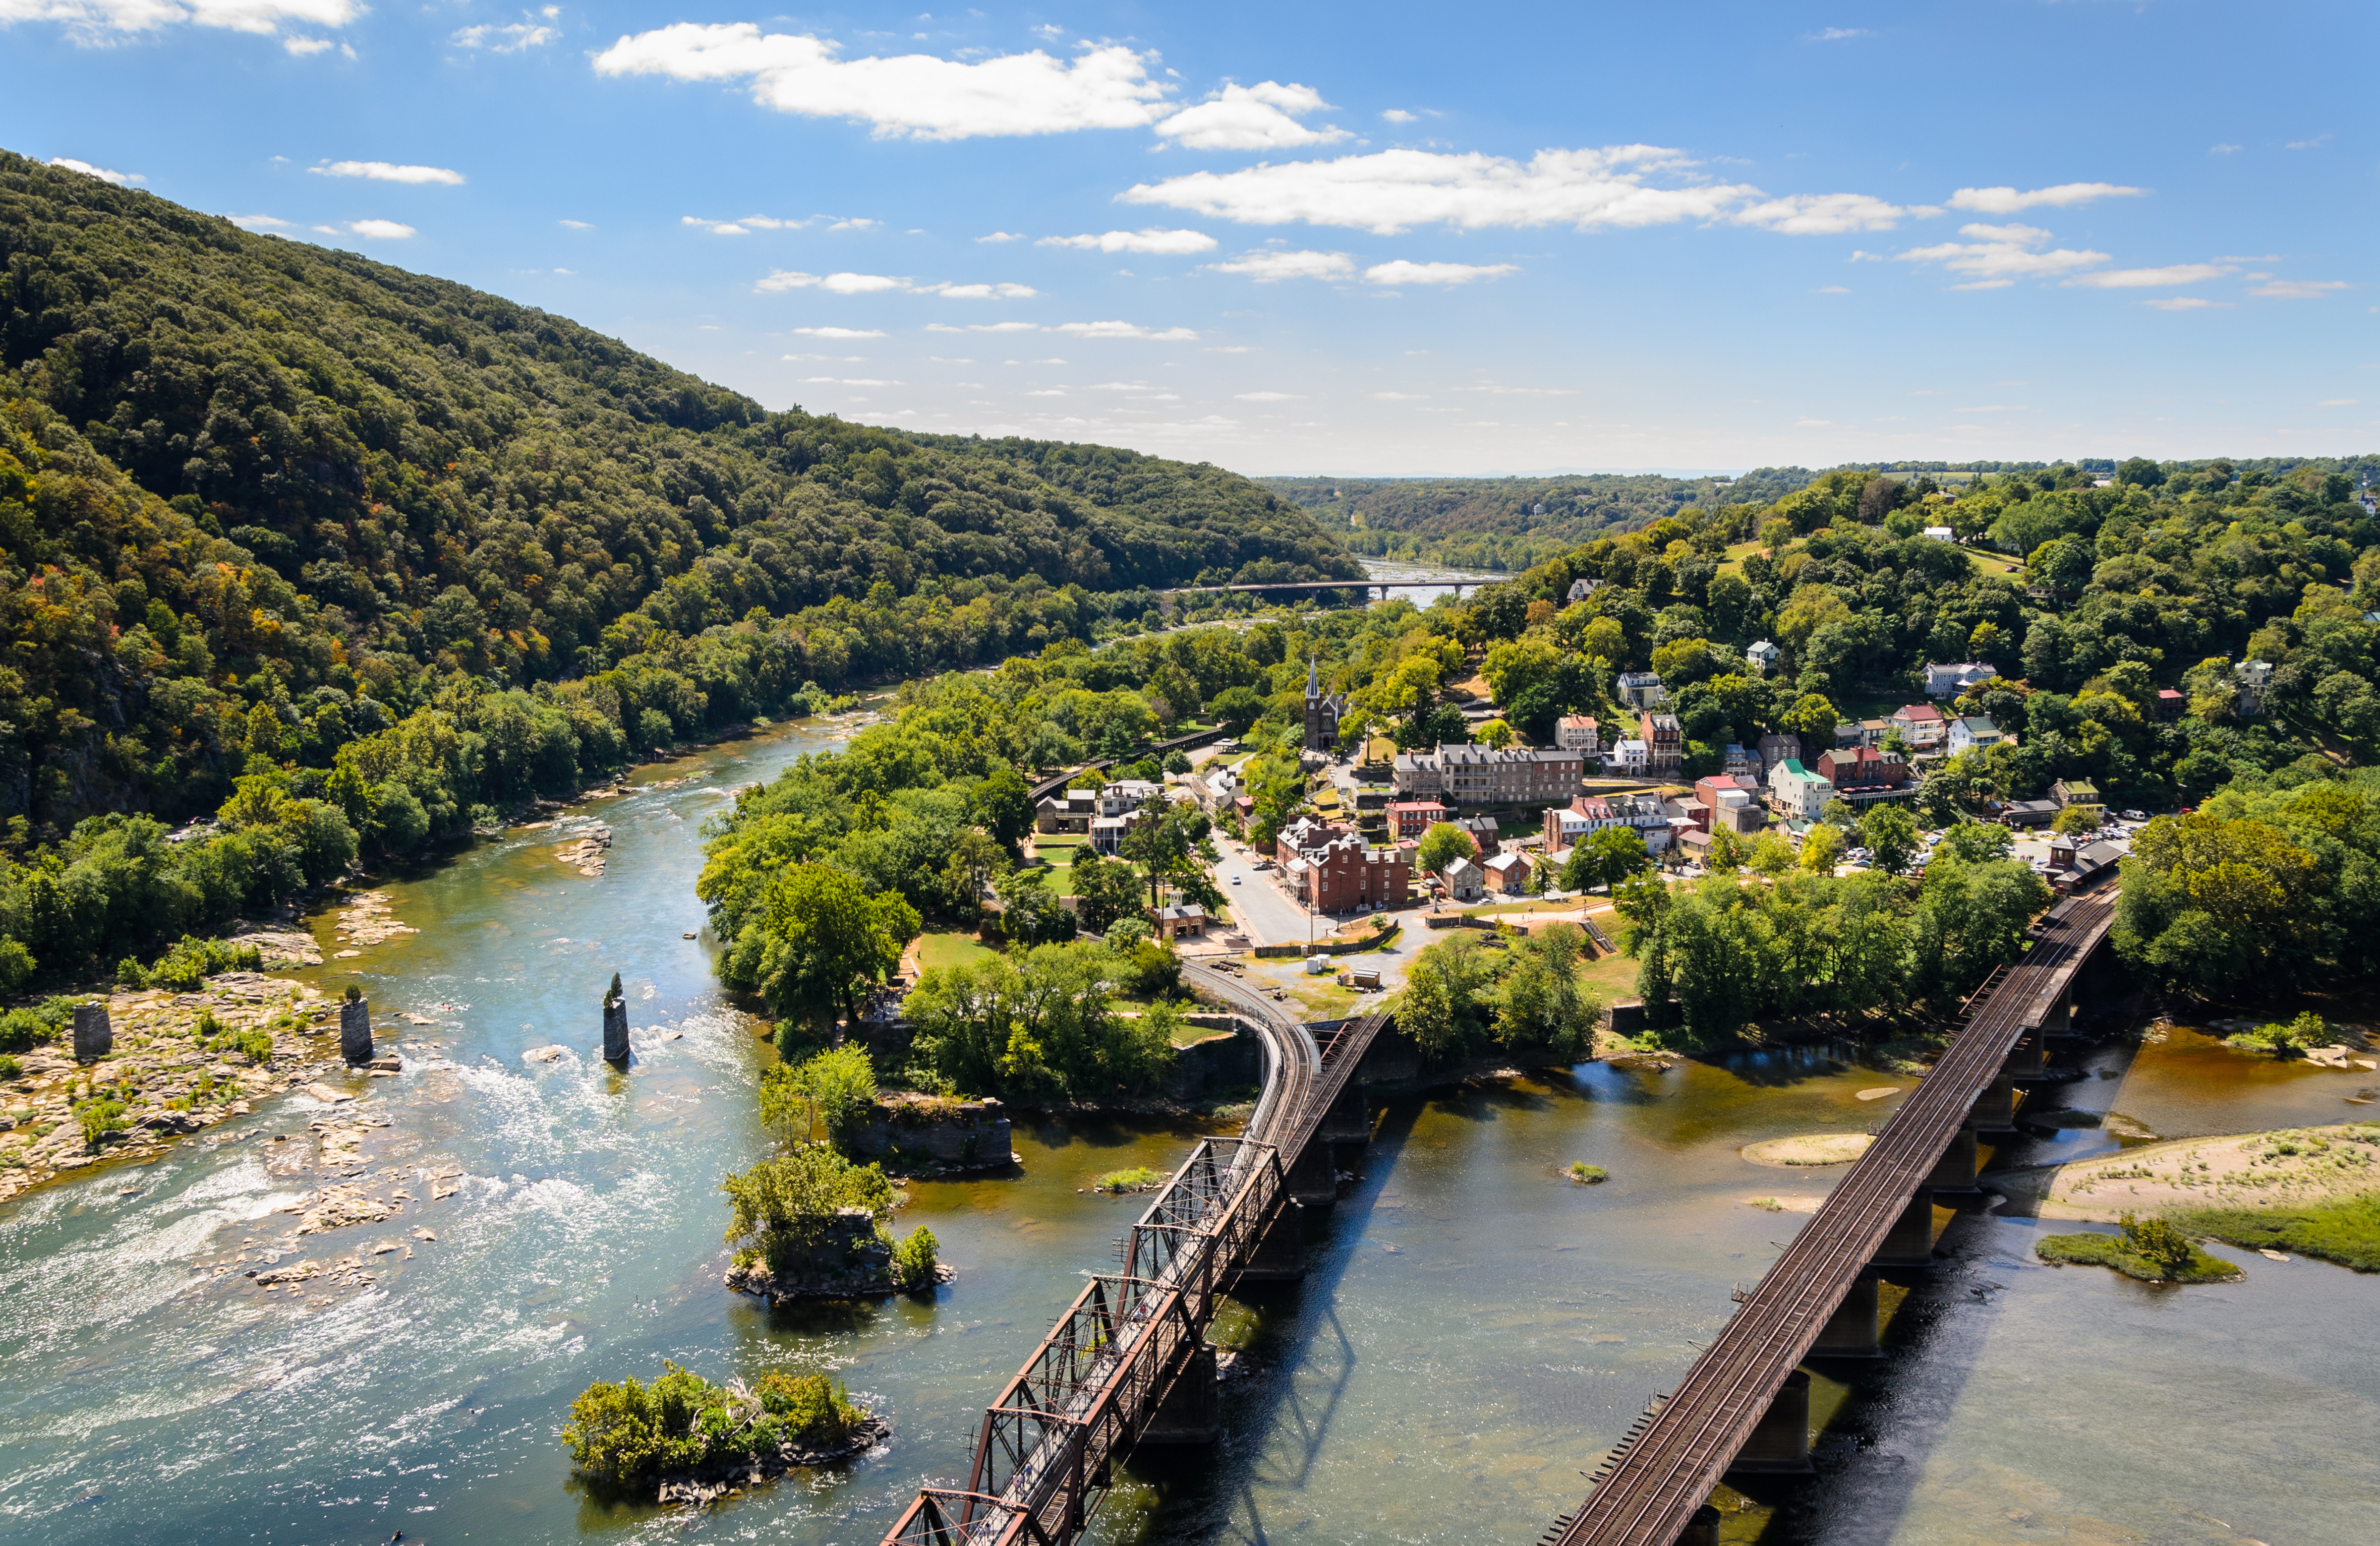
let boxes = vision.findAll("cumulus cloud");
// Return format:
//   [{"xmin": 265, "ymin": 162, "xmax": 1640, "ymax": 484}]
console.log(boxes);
[
  {"xmin": 925, "ymin": 321, "xmax": 1041, "ymax": 333},
  {"xmin": 2062, "ymin": 263, "xmax": 2232, "ymax": 289},
  {"xmin": 922, "ymin": 281, "xmax": 1038, "ymax": 298},
  {"xmin": 344, "ymin": 219, "xmax": 416, "ymax": 239},
  {"xmin": 1807, "ymin": 27, "xmax": 1872, "ymax": 41},
  {"xmin": 1733, "ymin": 192, "xmax": 1911, "ymax": 235},
  {"xmin": 591, "ymin": 25, "xmax": 1171, "ymax": 140},
  {"xmin": 2251, "ymin": 278, "xmax": 2349, "ymax": 298},
  {"xmin": 791, "ymin": 325, "xmax": 887, "ymax": 338},
  {"xmin": 1206, "ymin": 249, "xmax": 1353, "ymax": 281},
  {"xmin": 282, "ymin": 34, "xmax": 329, "ymax": 53},
  {"xmin": 1041, "ymin": 227, "xmax": 1217, "ymax": 254},
  {"xmin": 756, "ymin": 270, "xmax": 906, "ymax": 294},
  {"xmin": 48, "ymin": 156, "xmax": 141, "ymax": 184},
  {"xmin": 1381, "ymin": 108, "xmax": 1416, "ymax": 124},
  {"xmin": 558, "ymin": 219, "xmax": 594, "ymax": 230},
  {"xmin": 976, "ymin": 231, "xmax": 1024, "ymax": 242},
  {"xmin": 313, "ymin": 161, "xmax": 466, "ymax": 185},
  {"xmin": 1123, "ymin": 144, "xmax": 1763, "ymax": 235},
  {"xmin": 1235, "ymin": 391, "xmax": 1302, "ymax": 401},
  {"xmin": 1154, "ymin": 80, "xmax": 1347, "ymax": 151},
  {"xmin": 3, "ymin": 0, "xmax": 360, "ymax": 42},
  {"xmin": 227, "ymin": 212, "xmax": 290, "ymax": 229},
  {"xmin": 453, "ymin": 21, "xmax": 555, "ymax": 52},
  {"xmin": 1364, "ymin": 259, "xmax": 1515, "ymax": 285},
  {"xmin": 1055, "ymin": 320, "xmax": 1199, "ymax": 340},
  {"xmin": 1370, "ymin": 391, "xmax": 1426, "ymax": 400},
  {"xmin": 1947, "ymin": 182, "xmax": 2145, "ymax": 214},
  {"xmin": 1895, "ymin": 222, "xmax": 2107, "ymax": 285},
  {"xmin": 2144, "ymin": 297, "xmax": 2229, "ymax": 311}
]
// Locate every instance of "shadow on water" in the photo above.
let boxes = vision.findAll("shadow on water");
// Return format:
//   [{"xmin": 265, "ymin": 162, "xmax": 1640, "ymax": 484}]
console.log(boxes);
[
  {"xmin": 1101, "ymin": 1097, "xmax": 1425, "ymax": 1546},
  {"xmin": 1708, "ymin": 1042, "xmax": 1867, "ymax": 1092}
]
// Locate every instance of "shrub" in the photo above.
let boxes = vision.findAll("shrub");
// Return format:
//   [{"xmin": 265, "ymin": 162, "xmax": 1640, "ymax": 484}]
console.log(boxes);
[
  {"xmin": 0, "ymin": 1009, "xmax": 53, "ymax": 1054},
  {"xmin": 2226, "ymin": 1011, "xmax": 2329, "ymax": 1058},
  {"xmin": 0, "ymin": 1055, "xmax": 21, "ymax": 1080},
  {"xmin": 2036, "ymin": 1212, "xmax": 2235, "ymax": 1283},
  {"xmin": 562, "ymin": 1364, "xmax": 738, "ymax": 1490},
  {"xmin": 720, "ymin": 1145, "xmax": 895, "ymax": 1271},
  {"xmin": 889, "ymin": 1225, "xmax": 939, "ymax": 1292},
  {"xmin": 1095, "ymin": 1166, "xmax": 1165, "ymax": 1193},
  {"xmin": 232, "ymin": 1029, "xmax": 275, "ymax": 1064},
  {"xmin": 1567, "ymin": 1162, "xmax": 1609, "ymax": 1184},
  {"xmin": 755, "ymin": 1370, "xmax": 862, "ymax": 1445},
  {"xmin": 2173, "ymin": 1191, "xmax": 2380, "ymax": 1273},
  {"xmin": 76, "ymin": 1095, "xmax": 130, "ymax": 1148},
  {"xmin": 0, "ymin": 940, "xmax": 33, "ymax": 996},
  {"xmin": 760, "ymin": 1045, "xmax": 878, "ymax": 1152}
]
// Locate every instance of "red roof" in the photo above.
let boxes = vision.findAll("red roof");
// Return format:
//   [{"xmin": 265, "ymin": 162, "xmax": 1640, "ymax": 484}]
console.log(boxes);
[{"xmin": 1894, "ymin": 703, "xmax": 1945, "ymax": 723}]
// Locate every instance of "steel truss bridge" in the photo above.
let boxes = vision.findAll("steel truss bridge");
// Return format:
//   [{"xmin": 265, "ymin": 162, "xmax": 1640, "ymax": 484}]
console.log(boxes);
[{"xmin": 875, "ymin": 963, "xmax": 1385, "ymax": 1546}]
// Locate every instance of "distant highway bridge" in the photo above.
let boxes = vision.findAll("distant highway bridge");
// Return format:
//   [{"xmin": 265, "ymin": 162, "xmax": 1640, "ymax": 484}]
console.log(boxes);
[
  {"xmin": 875, "ymin": 963, "xmax": 1388, "ymax": 1546},
  {"xmin": 1540, "ymin": 889, "xmax": 2119, "ymax": 1546}
]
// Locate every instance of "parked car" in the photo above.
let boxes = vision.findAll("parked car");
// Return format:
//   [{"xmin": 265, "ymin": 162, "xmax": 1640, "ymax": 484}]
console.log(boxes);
[{"xmin": 2121, "ymin": 808, "xmax": 2149, "ymax": 822}]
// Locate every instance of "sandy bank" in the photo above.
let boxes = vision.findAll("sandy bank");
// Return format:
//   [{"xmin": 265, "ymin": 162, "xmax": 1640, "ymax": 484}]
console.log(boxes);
[
  {"xmin": 1742, "ymin": 1132, "xmax": 1873, "ymax": 1167},
  {"xmin": 1994, "ymin": 1122, "xmax": 2380, "ymax": 1222}
]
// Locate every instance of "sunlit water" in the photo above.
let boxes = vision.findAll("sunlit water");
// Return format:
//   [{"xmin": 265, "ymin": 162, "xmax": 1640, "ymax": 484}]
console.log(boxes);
[{"xmin": 0, "ymin": 712, "xmax": 2373, "ymax": 1546}]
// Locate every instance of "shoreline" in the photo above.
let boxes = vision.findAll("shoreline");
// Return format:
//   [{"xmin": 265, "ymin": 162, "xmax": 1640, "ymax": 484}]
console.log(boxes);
[{"xmin": 1992, "ymin": 1123, "xmax": 2380, "ymax": 1222}]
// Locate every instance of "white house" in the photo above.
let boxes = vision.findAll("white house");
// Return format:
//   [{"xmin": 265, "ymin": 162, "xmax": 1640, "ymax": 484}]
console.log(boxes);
[
  {"xmin": 1607, "ymin": 737, "xmax": 1650, "ymax": 775},
  {"xmin": 1767, "ymin": 759, "xmax": 1834, "ymax": 822},
  {"xmin": 2237, "ymin": 658, "xmax": 2274, "ymax": 717},
  {"xmin": 1923, "ymin": 661, "xmax": 1995, "ymax": 699},
  {"xmin": 1922, "ymin": 526, "xmax": 1956, "ymax": 542},
  {"xmin": 1947, "ymin": 714, "xmax": 2005, "ymax": 755},
  {"xmin": 1745, "ymin": 639, "xmax": 1781, "ymax": 674},
  {"xmin": 1617, "ymin": 671, "xmax": 1667, "ymax": 709},
  {"xmin": 1556, "ymin": 714, "xmax": 1603, "ymax": 758},
  {"xmin": 1441, "ymin": 855, "xmax": 1485, "ymax": 902},
  {"xmin": 1566, "ymin": 578, "xmax": 1604, "ymax": 603}
]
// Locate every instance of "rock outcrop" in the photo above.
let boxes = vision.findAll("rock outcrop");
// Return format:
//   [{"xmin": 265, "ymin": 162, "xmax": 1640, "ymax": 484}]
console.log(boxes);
[{"xmin": 847, "ymin": 1094, "xmax": 1013, "ymax": 1175}]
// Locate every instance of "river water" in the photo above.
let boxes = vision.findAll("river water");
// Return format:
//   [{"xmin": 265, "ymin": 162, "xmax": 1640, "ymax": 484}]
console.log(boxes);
[{"xmin": 1, "ymin": 712, "xmax": 2374, "ymax": 1546}]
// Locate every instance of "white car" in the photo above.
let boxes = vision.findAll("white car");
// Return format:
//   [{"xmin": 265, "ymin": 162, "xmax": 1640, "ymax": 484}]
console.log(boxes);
[{"xmin": 1230, "ymin": 874, "xmax": 1242, "ymax": 885}]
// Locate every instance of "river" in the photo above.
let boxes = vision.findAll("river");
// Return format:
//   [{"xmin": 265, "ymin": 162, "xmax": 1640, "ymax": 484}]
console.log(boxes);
[{"xmin": 1, "ymin": 714, "xmax": 2375, "ymax": 1545}]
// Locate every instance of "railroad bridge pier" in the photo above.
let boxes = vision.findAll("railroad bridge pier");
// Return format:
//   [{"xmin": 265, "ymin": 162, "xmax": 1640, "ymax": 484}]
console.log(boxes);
[{"xmin": 1547, "ymin": 892, "xmax": 2120, "ymax": 1546}]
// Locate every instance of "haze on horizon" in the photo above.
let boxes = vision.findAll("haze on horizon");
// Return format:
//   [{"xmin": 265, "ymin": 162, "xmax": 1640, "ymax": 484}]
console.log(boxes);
[{"xmin": 2, "ymin": 0, "xmax": 2370, "ymax": 477}]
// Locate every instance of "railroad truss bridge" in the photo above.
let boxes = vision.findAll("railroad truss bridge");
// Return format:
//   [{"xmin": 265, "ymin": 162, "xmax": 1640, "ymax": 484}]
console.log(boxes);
[{"xmin": 876, "ymin": 892, "xmax": 2118, "ymax": 1546}]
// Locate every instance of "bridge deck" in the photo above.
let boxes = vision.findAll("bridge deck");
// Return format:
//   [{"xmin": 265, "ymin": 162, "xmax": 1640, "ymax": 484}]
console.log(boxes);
[
  {"xmin": 876, "ymin": 964, "xmax": 1386, "ymax": 1546},
  {"xmin": 1543, "ymin": 890, "xmax": 2118, "ymax": 1546}
]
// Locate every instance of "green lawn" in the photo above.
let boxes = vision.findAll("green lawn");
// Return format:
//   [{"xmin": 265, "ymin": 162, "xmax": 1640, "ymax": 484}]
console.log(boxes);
[
  {"xmin": 917, "ymin": 931, "xmax": 1000, "ymax": 972},
  {"xmin": 1581, "ymin": 948, "xmax": 1641, "ymax": 999},
  {"xmin": 1967, "ymin": 548, "xmax": 2025, "ymax": 578}
]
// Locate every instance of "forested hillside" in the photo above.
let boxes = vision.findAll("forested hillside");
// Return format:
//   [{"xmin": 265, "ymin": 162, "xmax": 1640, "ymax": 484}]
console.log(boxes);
[
  {"xmin": 0, "ymin": 151, "xmax": 1354, "ymax": 830},
  {"xmin": 1266, "ymin": 470, "xmax": 1815, "ymax": 571}
]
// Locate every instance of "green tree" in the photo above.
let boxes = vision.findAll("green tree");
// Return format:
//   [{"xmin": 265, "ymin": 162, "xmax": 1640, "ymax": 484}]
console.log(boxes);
[
  {"xmin": 722, "ymin": 862, "xmax": 920, "ymax": 1037},
  {"xmin": 1858, "ymin": 805, "xmax": 1921, "ymax": 876},
  {"xmin": 1562, "ymin": 826, "xmax": 1650, "ymax": 893},
  {"xmin": 761, "ymin": 1044, "xmax": 879, "ymax": 1152},
  {"xmin": 1070, "ymin": 851, "xmax": 1147, "ymax": 936},
  {"xmin": 974, "ymin": 763, "xmax": 1036, "ymax": 850},
  {"xmin": 1417, "ymin": 821, "xmax": 1479, "ymax": 876}
]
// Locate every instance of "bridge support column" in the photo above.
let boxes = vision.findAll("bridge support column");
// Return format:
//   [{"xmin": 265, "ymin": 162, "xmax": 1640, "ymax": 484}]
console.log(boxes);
[
  {"xmin": 1963, "ymin": 1069, "xmax": 2016, "ymax": 1131},
  {"xmin": 1923, "ymin": 1129, "xmax": 1979, "ymax": 1191},
  {"xmin": 1810, "ymin": 1272, "xmax": 1882, "ymax": 1358},
  {"xmin": 1231, "ymin": 1201, "xmax": 1307, "ymax": 1284},
  {"xmin": 1872, "ymin": 1190, "xmax": 1937, "ymax": 1268},
  {"xmin": 1318, "ymin": 1084, "xmax": 1370, "ymax": 1146},
  {"xmin": 2004, "ymin": 1031, "xmax": 2046, "ymax": 1081},
  {"xmin": 1726, "ymin": 1368, "xmax": 1812, "ymax": 1475},
  {"xmin": 1285, "ymin": 1141, "xmax": 1338, "ymax": 1206},
  {"xmin": 71, "ymin": 1003, "xmax": 112, "ymax": 1063},
  {"xmin": 1137, "ymin": 1344, "xmax": 1218, "ymax": 1445},
  {"xmin": 1674, "ymin": 1504, "xmax": 1723, "ymax": 1546}
]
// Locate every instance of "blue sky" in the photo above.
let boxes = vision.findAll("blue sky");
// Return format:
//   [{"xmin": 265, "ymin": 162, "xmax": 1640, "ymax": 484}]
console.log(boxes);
[{"xmin": 3, "ymin": 1, "xmax": 2371, "ymax": 475}]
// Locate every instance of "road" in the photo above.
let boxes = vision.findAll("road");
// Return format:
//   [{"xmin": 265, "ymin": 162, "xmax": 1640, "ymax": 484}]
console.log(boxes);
[{"xmin": 1209, "ymin": 835, "xmax": 1315, "ymax": 947}]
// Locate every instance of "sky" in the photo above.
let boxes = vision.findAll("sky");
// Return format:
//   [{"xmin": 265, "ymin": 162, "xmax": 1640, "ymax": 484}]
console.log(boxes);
[{"xmin": 2, "ymin": 1, "xmax": 2373, "ymax": 476}]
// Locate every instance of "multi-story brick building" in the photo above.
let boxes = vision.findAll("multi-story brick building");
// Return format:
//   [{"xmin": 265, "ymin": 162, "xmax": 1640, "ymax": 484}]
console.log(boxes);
[
  {"xmin": 1815, "ymin": 747, "xmax": 1915, "ymax": 804},
  {"xmin": 1434, "ymin": 743, "xmax": 1585, "ymax": 806},
  {"xmin": 1638, "ymin": 711, "xmax": 1683, "ymax": 775},
  {"xmin": 1281, "ymin": 828, "xmax": 1412, "ymax": 911},
  {"xmin": 1556, "ymin": 714, "xmax": 1602, "ymax": 757}
]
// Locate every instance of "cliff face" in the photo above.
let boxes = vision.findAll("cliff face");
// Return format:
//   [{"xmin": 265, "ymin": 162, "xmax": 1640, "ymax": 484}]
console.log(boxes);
[
  {"xmin": 847, "ymin": 1095, "xmax": 1012, "ymax": 1172},
  {"xmin": 724, "ymin": 1206, "xmax": 893, "ymax": 1301}
]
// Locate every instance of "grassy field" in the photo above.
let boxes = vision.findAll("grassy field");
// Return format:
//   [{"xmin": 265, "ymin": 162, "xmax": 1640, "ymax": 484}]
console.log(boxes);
[
  {"xmin": 1967, "ymin": 547, "xmax": 2025, "ymax": 578},
  {"xmin": 1714, "ymin": 538, "xmax": 1770, "ymax": 578},
  {"xmin": 916, "ymin": 931, "xmax": 1000, "ymax": 973},
  {"xmin": 1580, "ymin": 947, "xmax": 1641, "ymax": 1000}
]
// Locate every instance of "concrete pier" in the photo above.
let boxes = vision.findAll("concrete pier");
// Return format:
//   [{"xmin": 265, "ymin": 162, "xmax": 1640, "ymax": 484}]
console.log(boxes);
[
  {"xmin": 1231, "ymin": 1201, "xmax": 1308, "ymax": 1284},
  {"xmin": 1283, "ymin": 1140, "xmax": 1337, "ymax": 1205},
  {"xmin": 1963, "ymin": 1069, "xmax": 2016, "ymax": 1130},
  {"xmin": 1136, "ymin": 1345, "xmax": 1219, "ymax": 1444},
  {"xmin": 1810, "ymin": 1273, "xmax": 1881, "ymax": 1358},
  {"xmin": 603, "ymin": 999, "xmax": 630, "ymax": 1063},
  {"xmin": 1726, "ymin": 1368, "xmax": 1811, "ymax": 1474},
  {"xmin": 1923, "ymin": 1128, "xmax": 1979, "ymax": 1190},
  {"xmin": 1317, "ymin": 1083, "xmax": 1370, "ymax": 1144},
  {"xmin": 1674, "ymin": 1504, "xmax": 1723, "ymax": 1546},
  {"xmin": 71, "ymin": 1003, "xmax": 111, "ymax": 1062},
  {"xmin": 339, "ymin": 996, "xmax": 372, "ymax": 1064},
  {"xmin": 1872, "ymin": 1190, "xmax": 1936, "ymax": 1268}
]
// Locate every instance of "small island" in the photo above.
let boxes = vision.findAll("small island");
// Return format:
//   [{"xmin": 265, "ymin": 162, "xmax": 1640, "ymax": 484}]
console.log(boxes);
[
  {"xmin": 563, "ymin": 1363, "xmax": 887, "ymax": 1505},
  {"xmin": 2035, "ymin": 1213, "xmax": 2239, "ymax": 1285}
]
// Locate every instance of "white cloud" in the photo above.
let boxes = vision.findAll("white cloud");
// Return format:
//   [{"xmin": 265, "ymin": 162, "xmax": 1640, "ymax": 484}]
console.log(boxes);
[
  {"xmin": 2209, "ymin": 143, "xmax": 2242, "ymax": 155},
  {"xmin": 345, "ymin": 219, "xmax": 415, "ymax": 239},
  {"xmin": 453, "ymin": 21, "xmax": 555, "ymax": 52},
  {"xmin": 1806, "ymin": 26, "xmax": 1872, "ymax": 40},
  {"xmin": 977, "ymin": 231, "xmax": 1023, "ymax": 242},
  {"xmin": 1235, "ymin": 391, "xmax": 1302, "ymax": 401},
  {"xmin": 799, "ymin": 376, "xmax": 901, "ymax": 385},
  {"xmin": 313, "ymin": 161, "xmax": 465, "ymax": 185},
  {"xmin": 1122, "ymin": 143, "xmax": 1759, "ymax": 235},
  {"xmin": 756, "ymin": 270, "xmax": 906, "ymax": 294},
  {"xmin": 1363, "ymin": 259, "xmax": 1515, "ymax": 285},
  {"xmin": 1732, "ymin": 192, "xmax": 1909, "ymax": 234},
  {"xmin": 1154, "ymin": 81, "xmax": 1347, "ymax": 151},
  {"xmin": 922, "ymin": 281, "xmax": 1038, "ymax": 298},
  {"xmin": 925, "ymin": 321, "xmax": 1041, "ymax": 333},
  {"xmin": 1955, "ymin": 404, "xmax": 2029, "ymax": 412},
  {"xmin": 1370, "ymin": 391, "xmax": 1426, "ymax": 400},
  {"xmin": 1815, "ymin": 284, "xmax": 1850, "ymax": 294},
  {"xmin": 1055, "ymin": 320, "xmax": 1199, "ymax": 340},
  {"xmin": 1381, "ymin": 109, "xmax": 1416, "ymax": 124},
  {"xmin": 227, "ymin": 212, "xmax": 290, "ymax": 229},
  {"xmin": 1041, "ymin": 227, "xmax": 1217, "ymax": 254},
  {"xmin": 4, "ymin": 0, "xmax": 361, "ymax": 42},
  {"xmin": 791, "ymin": 326, "xmax": 887, "ymax": 338},
  {"xmin": 2319, "ymin": 398, "xmax": 2357, "ymax": 407},
  {"xmin": 48, "ymin": 156, "xmax": 141, "ymax": 184},
  {"xmin": 1206, "ymin": 249, "xmax": 1353, "ymax": 281},
  {"xmin": 1946, "ymin": 182, "xmax": 2145, "ymax": 213},
  {"xmin": 282, "ymin": 33, "xmax": 328, "ymax": 53},
  {"xmin": 2062, "ymin": 263, "xmax": 2232, "ymax": 289},
  {"xmin": 559, "ymin": 219, "xmax": 593, "ymax": 230},
  {"xmin": 591, "ymin": 26, "xmax": 1171, "ymax": 140},
  {"xmin": 1895, "ymin": 222, "xmax": 2107, "ymax": 284},
  {"xmin": 2144, "ymin": 297, "xmax": 2230, "ymax": 312},
  {"xmin": 2251, "ymin": 279, "xmax": 2348, "ymax": 298},
  {"xmin": 2286, "ymin": 133, "xmax": 2331, "ymax": 151},
  {"xmin": 827, "ymin": 216, "xmax": 876, "ymax": 231}
]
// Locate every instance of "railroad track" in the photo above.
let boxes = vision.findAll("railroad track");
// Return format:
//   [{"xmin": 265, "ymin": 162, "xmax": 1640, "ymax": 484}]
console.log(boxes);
[
  {"xmin": 876, "ymin": 965, "xmax": 1388, "ymax": 1546},
  {"xmin": 1545, "ymin": 891, "xmax": 2118, "ymax": 1546}
]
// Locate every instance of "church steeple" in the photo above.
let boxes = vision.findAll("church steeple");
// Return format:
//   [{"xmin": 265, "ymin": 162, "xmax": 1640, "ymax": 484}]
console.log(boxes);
[{"xmin": 1307, "ymin": 655, "xmax": 1321, "ymax": 698}]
